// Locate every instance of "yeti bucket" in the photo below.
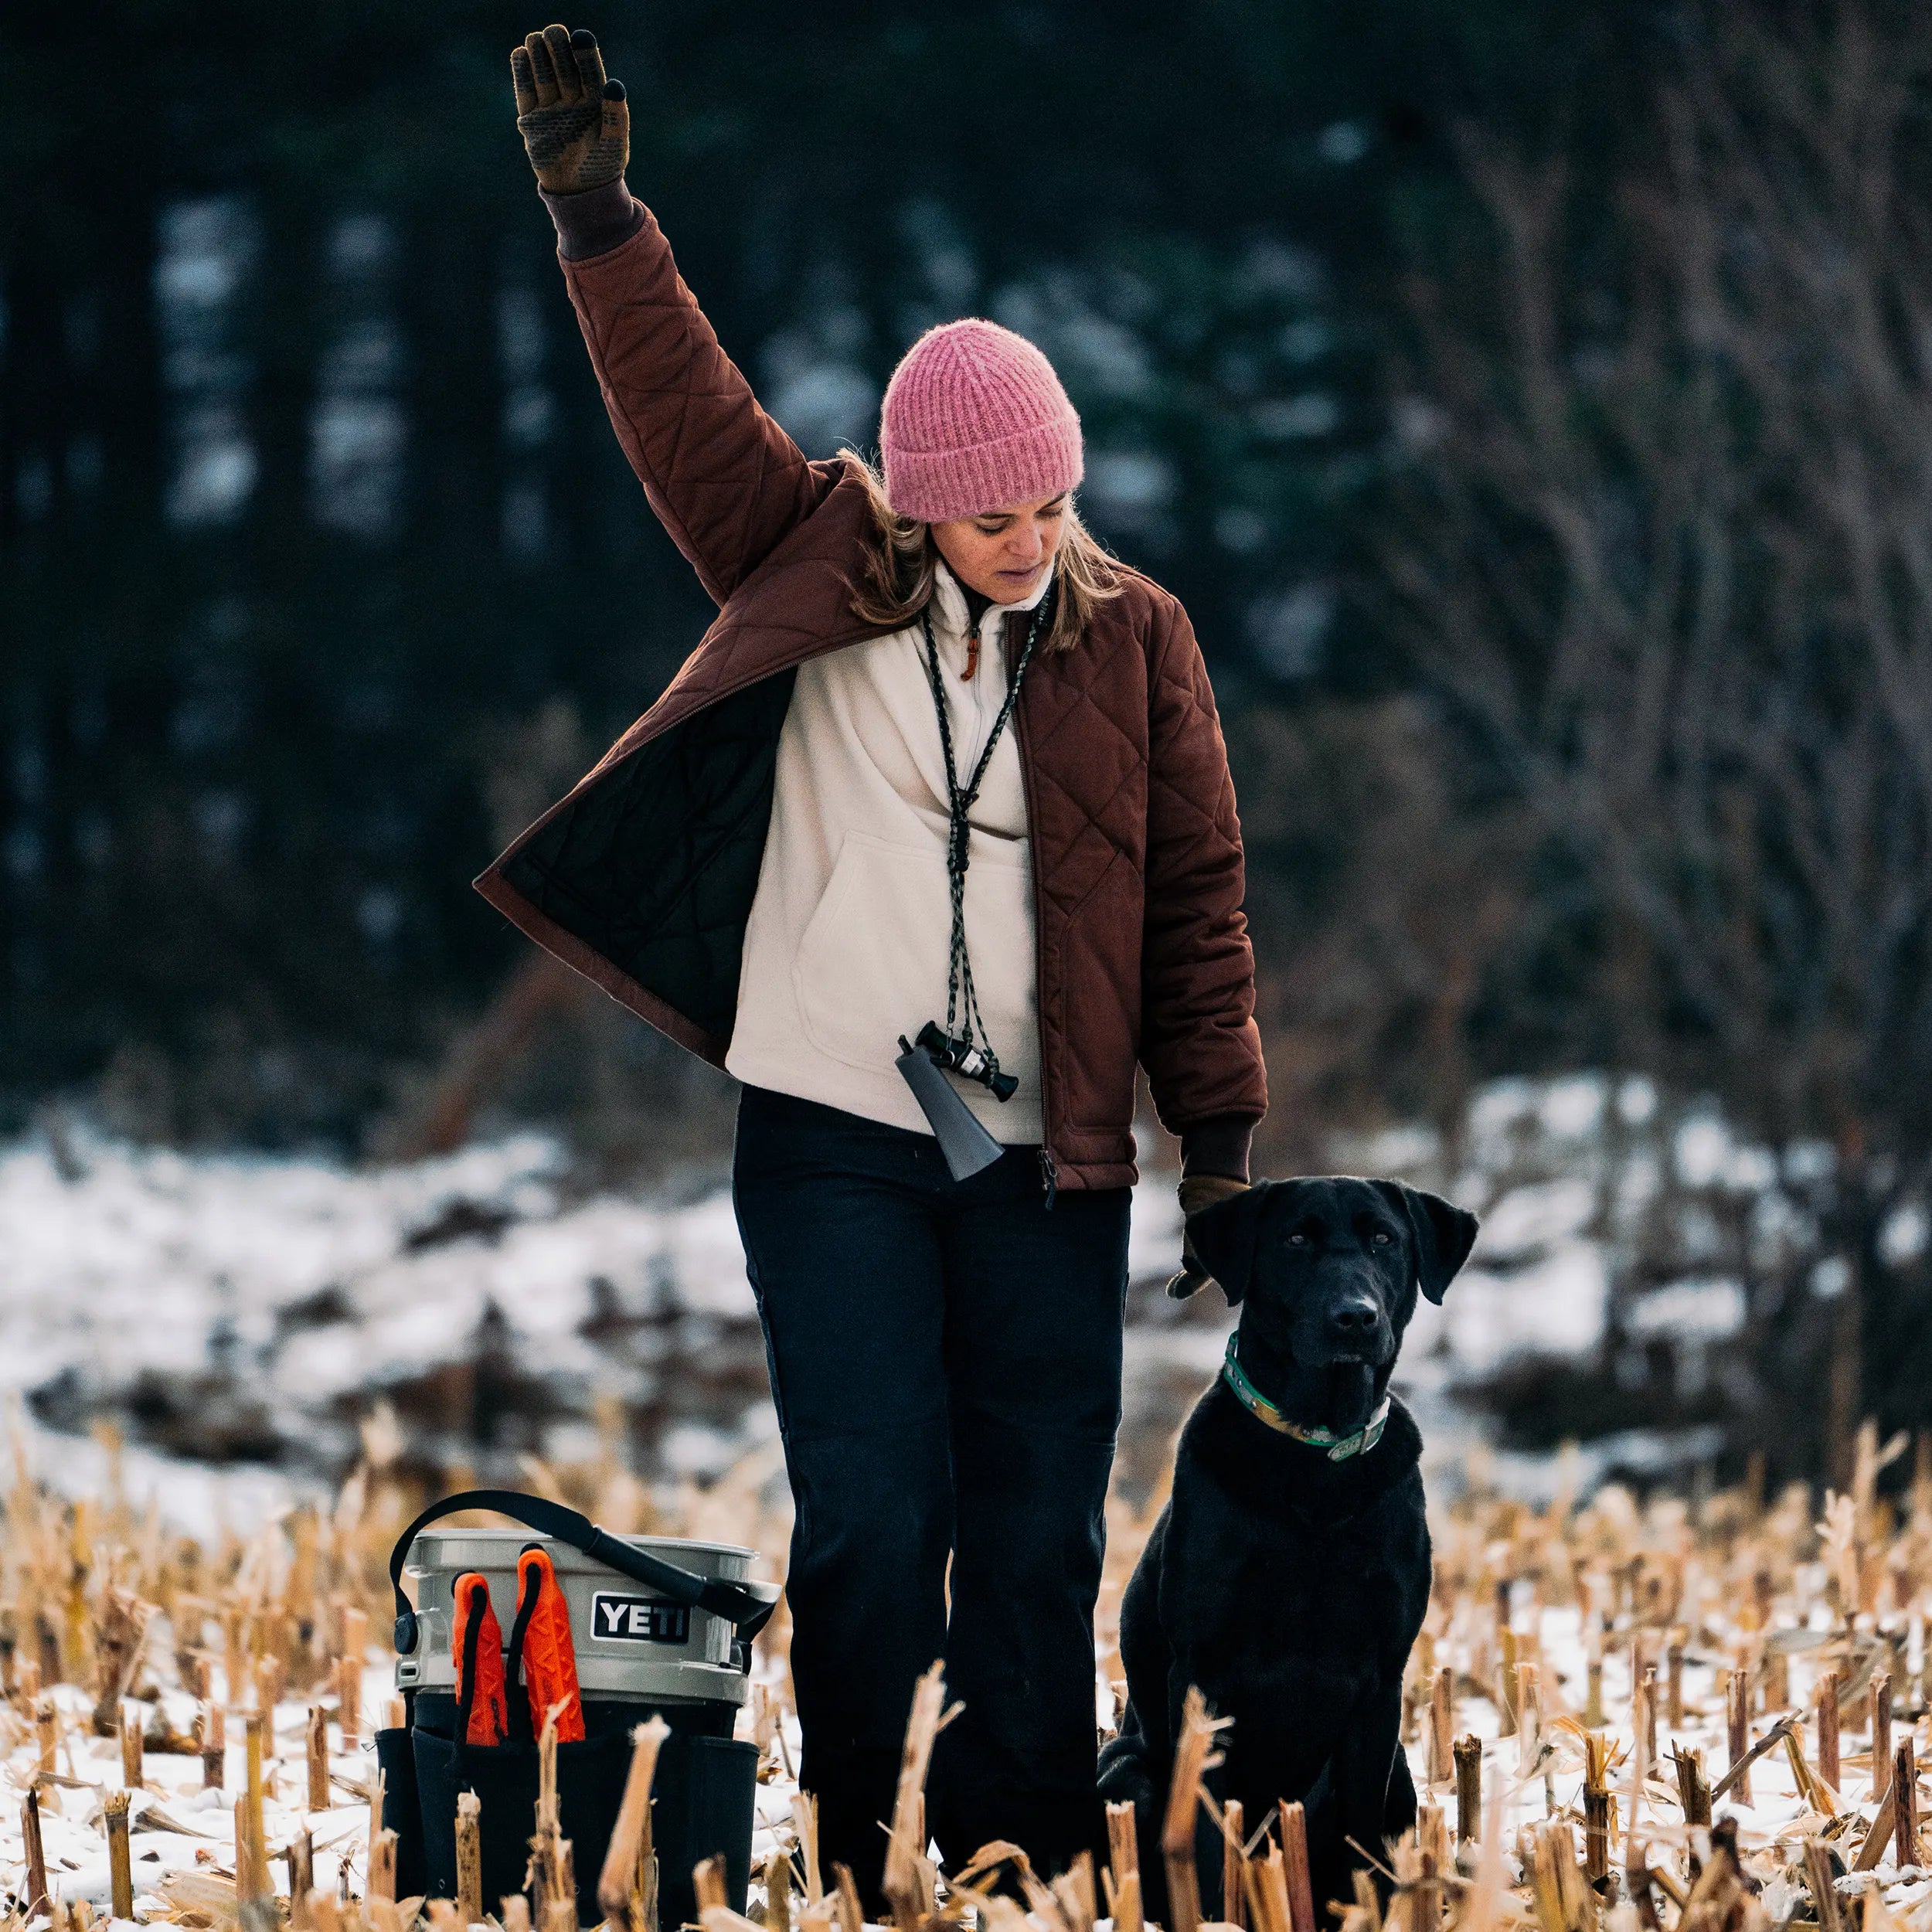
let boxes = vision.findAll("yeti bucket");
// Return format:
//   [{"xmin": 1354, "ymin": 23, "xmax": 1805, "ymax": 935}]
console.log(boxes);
[{"xmin": 379, "ymin": 1489, "xmax": 780, "ymax": 1927}]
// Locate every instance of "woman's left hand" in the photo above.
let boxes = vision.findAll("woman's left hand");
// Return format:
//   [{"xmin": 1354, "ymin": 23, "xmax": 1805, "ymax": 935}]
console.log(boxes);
[{"xmin": 1166, "ymin": 1172, "xmax": 1250, "ymax": 1299}]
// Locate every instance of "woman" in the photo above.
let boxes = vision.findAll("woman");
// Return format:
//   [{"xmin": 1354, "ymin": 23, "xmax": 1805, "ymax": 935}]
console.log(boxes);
[{"xmin": 483, "ymin": 24, "xmax": 1267, "ymax": 1898}]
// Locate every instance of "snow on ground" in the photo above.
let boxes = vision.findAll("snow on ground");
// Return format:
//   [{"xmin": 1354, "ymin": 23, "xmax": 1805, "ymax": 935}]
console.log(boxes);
[
  {"xmin": 1, "ymin": 1067, "xmax": 1890, "ymax": 1532},
  {"xmin": 15, "ymin": 1568, "xmax": 1927, "ymax": 1927},
  {"xmin": 2, "ymin": 1069, "xmax": 1929, "ymax": 1923},
  {"xmin": 11, "ymin": 1678, "xmax": 382, "ymax": 1916}
]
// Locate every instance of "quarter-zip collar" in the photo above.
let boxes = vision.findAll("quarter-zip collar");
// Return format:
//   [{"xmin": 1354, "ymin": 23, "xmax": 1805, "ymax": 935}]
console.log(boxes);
[{"xmin": 930, "ymin": 555, "xmax": 1054, "ymax": 663}]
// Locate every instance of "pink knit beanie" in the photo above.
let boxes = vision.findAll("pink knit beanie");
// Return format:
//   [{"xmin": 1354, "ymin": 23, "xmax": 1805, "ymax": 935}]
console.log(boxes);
[{"xmin": 879, "ymin": 319, "xmax": 1083, "ymax": 523}]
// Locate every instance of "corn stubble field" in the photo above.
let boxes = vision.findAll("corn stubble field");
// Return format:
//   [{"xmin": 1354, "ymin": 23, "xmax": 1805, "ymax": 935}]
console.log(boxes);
[{"xmin": 0, "ymin": 1406, "xmax": 1927, "ymax": 1932}]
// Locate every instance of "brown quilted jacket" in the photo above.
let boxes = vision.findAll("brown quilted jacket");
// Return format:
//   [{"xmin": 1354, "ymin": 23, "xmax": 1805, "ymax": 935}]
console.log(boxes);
[{"xmin": 474, "ymin": 192, "xmax": 1266, "ymax": 1190}]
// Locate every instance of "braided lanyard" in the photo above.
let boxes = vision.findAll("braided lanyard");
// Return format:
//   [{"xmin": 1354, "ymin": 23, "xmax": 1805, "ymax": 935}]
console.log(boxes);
[{"xmin": 917, "ymin": 580, "xmax": 1056, "ymax": 1087}]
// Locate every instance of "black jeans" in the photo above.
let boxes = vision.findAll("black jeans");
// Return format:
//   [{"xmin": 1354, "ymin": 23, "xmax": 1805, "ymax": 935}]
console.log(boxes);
[{"xmin": 732, "ymin": 1086, "xmax": 1131, "ymax": 1900}]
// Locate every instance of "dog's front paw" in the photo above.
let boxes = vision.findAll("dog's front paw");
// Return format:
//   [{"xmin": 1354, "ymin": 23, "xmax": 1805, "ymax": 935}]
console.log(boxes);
[{"xmin": 1097, "ymin": 1735, "xmax": 1158, "ymax": 1811}]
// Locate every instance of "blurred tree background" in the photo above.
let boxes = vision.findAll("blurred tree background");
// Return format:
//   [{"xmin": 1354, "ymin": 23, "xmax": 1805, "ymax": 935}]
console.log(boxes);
[{"xmin": 5, "ymin": 2, "xmax": 1930, "ymax": 1473}]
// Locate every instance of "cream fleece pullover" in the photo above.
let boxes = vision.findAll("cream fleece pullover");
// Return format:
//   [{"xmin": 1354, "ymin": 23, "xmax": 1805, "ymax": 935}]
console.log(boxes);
[{"xmin": 723, "ymin": 561, "xmax": 1050, "ymax": 1142}]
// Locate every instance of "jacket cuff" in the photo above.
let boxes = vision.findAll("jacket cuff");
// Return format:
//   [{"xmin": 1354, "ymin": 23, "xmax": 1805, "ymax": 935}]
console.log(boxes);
[
  {"xmin": 540, "ymin": 179, "xmax": 646, "ymax": 263},
  {"xmin": 1179, "ymin": 1114, "xmax": 1257, "ymax": 1182}
]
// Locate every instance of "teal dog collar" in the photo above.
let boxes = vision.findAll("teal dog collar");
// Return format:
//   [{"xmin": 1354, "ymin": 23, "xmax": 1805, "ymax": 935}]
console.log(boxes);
[{"xmin": 1220, "ymin": 1333, "xmax": 1390, "ymax": 1461}]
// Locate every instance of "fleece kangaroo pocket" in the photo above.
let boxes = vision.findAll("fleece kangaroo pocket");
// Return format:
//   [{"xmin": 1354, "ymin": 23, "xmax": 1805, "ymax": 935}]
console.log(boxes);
[{"xmin": 794, "ymin": 829, "xmax": 1034, "ymax": 1072}]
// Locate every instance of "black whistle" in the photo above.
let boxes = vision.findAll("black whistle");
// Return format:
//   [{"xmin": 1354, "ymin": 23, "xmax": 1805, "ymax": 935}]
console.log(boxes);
[{"xmin": 896, "ymin": 1032, "xmax": 1005, "ymax": 1180}]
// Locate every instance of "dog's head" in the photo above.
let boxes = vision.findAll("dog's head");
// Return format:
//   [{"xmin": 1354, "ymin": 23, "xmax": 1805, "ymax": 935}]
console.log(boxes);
[{"xmin": 1179, "ymin": 1175, "xmax": 1479, "ymax": 1388}]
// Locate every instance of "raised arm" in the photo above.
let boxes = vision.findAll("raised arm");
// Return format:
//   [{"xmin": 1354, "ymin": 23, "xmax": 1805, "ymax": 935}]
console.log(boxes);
[{"xmin": 511, "ymin": 25, "xmax": 831, "ymax": 605}]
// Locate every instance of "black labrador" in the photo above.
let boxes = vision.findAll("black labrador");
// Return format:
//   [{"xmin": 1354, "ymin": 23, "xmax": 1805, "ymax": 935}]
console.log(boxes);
[{"xmin": 1098, "ymin": 1176, "xmax": 1479, "ymax": 1918}]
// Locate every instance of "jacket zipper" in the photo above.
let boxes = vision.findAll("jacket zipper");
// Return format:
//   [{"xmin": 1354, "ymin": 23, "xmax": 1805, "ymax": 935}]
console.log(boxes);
[{"xmin": 1009, "ymin": 682, "xmax": 1060, "ymax": 1206}]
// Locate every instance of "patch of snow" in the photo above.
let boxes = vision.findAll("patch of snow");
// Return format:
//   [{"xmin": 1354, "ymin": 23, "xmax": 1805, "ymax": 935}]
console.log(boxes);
[
  {"xmin": 1624, "ymin": 1277, "xmax": 1747, "ymax": 1342},
  {"xmin": 1748, "ymin": 1187, "xmax": 1816, "ymax": 1262},
  {"xmin": 1477, "ymin": 1179, "xmax": 1596, "ymax": 1261},
  {"xmin": 12, "ymin": 1413, "xmax": 304, "ymax": 1541},
  {"xmin": 1783, "ymin": 1138, "xmax": 1835, "ymax": 1184},
  {"xmin": 1125, "ymin": 1326, "xmax": 1227, "ymax": 1379},
  {"xmin": 1127, "ymin": 1172, "xmax": 1184, "ymax": 1284},
  {"xmin": 1, "ymin": 1062, "xmax": 1879, "ymax": 1532},
  {"xmin": 1467, "ymin": 1077, "xmax": 1540, "ymax": 1148},
  {"xmin": 1481, "ymin": 1424, "xmax": 1725, "ymax": 1502},
  {"xmin": 1615, "ymin": 1074, "xmax": 1658, "ymax": 1124},
  {"xmin": 1811, "ymin": 1255, "xmax": 1851, "ymax": 1298},
  {"xmin": 1407, "ymin": 1240, "xmax": 1607, "ymax": 1377},
  {"xmin": 1879, "ymin": 1202, "xmax": 1928, "ymax": 1267},
  {"xmin": 660, "ymin": 1420, "xmax": 756, "ymax": 1481},
  {"xmin": 1726, "ymin": 1142, "xmax": 1779, "ymax": 1192},
  {"xmin": 1538, "ymin": 1074, "xmax": 1606, "ymax": 1138},
  {"xmin": 1613, "ymin": 1151, "xmax": 1662, "ymax": 1217},
  {"xmin": 1673, "ymin": 1114, "xmax": 1731, "ymax": 1188},
  {"xmin": 1329, "ymin": 1122, "xmax": 1441, "ymax": 1176}
]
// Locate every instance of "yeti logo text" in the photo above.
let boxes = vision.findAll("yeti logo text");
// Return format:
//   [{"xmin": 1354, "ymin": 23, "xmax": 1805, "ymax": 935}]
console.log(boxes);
[{"xmin": 590, "ymin": 1592, "xmax": 689, "ymax": 1644}]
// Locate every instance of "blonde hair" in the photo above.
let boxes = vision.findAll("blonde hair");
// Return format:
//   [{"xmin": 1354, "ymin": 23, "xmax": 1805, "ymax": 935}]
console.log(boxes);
[{"xmin": 840, "ymin": 450, "xmax": 1124, "ymax": 654}]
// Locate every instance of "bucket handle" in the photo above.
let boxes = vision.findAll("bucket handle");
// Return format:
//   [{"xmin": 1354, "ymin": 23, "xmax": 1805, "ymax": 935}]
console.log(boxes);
[{"xmin": 389, "ymin": 1488, "xmax": 779, "ymax": 1656}]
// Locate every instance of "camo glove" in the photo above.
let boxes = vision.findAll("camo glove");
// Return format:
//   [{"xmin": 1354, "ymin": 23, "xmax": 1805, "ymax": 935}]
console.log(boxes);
[
  {"xmin": 1165, "ymin": 1172, "xmax": 1251, "ymax": 1300},
  {"xmin": 512, "ymin": 24, "xmax": 629, "ymax": 194}
]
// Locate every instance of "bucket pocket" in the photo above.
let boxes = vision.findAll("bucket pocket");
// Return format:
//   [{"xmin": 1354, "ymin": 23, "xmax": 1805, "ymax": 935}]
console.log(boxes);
[
  {"xmin": 794, "ymin": 829, "xmax": 1033, "ymax": 1070},
  {"xmin": 376, "ymin": 1726, "xmax": 427, "ymax": 1902},
  {"xmin": 413, "ymin": 1727, "xmax": 630, "ymax": 1923},
  {"xmin": 410, "ymin": 1722, "xmax": 757, "ymax": 1929},
  {"xmin": 650, "ymin": 1734, "xmax": 760, "ymax": 1930}
]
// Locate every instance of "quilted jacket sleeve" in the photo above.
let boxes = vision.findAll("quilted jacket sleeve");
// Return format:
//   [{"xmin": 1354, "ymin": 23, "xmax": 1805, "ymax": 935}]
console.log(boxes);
[
  {"xmin": 1139, "ymin": 592, "xmax": 1269, "ymax": 1131},
  {"xmin": 551, "ymin": 187, "xmax": 831, "ymax": 606}
]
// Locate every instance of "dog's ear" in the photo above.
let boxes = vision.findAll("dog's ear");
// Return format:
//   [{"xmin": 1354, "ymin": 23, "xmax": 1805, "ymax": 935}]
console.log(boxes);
[
  {"xmin": 1182, "ymin": 1183, "xmax": 1274, "ymax": 1306},
  {"xmin": 1379, "ymin": 1181, "xmax": 1480, "ymax": 1304}
]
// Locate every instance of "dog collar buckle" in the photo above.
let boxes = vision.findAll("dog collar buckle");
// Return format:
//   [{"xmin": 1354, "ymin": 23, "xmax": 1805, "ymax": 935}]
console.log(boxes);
[
  {"xmin": 1220, "ymin": 1333, "xmax": 1390, "ymax": 1460},
  {"xmin": 1326, "ymin": 1409, "xmax": 1389, "ymax": 1461}
]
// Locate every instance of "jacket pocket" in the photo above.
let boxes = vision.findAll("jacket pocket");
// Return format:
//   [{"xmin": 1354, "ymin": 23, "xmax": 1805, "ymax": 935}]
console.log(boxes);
[{"xmin": 793, "ymin": 828, "xmax": 1034, "ymax": 1072}]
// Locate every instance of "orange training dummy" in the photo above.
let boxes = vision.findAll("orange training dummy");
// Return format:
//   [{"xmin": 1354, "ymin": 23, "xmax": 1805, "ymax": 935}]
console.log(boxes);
[
  {"xmin": 514, "ymin": 1546, "xmax": 585, "ymax": 1742},
  {"xmin": 451, "ymin": 1572, "xmax": 509, "ymax": 1745}
]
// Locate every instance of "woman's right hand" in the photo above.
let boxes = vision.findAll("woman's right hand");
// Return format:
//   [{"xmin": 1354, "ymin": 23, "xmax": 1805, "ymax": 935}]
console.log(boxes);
[{"xmin": 511, "ymin": 25, "xmax": 629, "ymax": 195}]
